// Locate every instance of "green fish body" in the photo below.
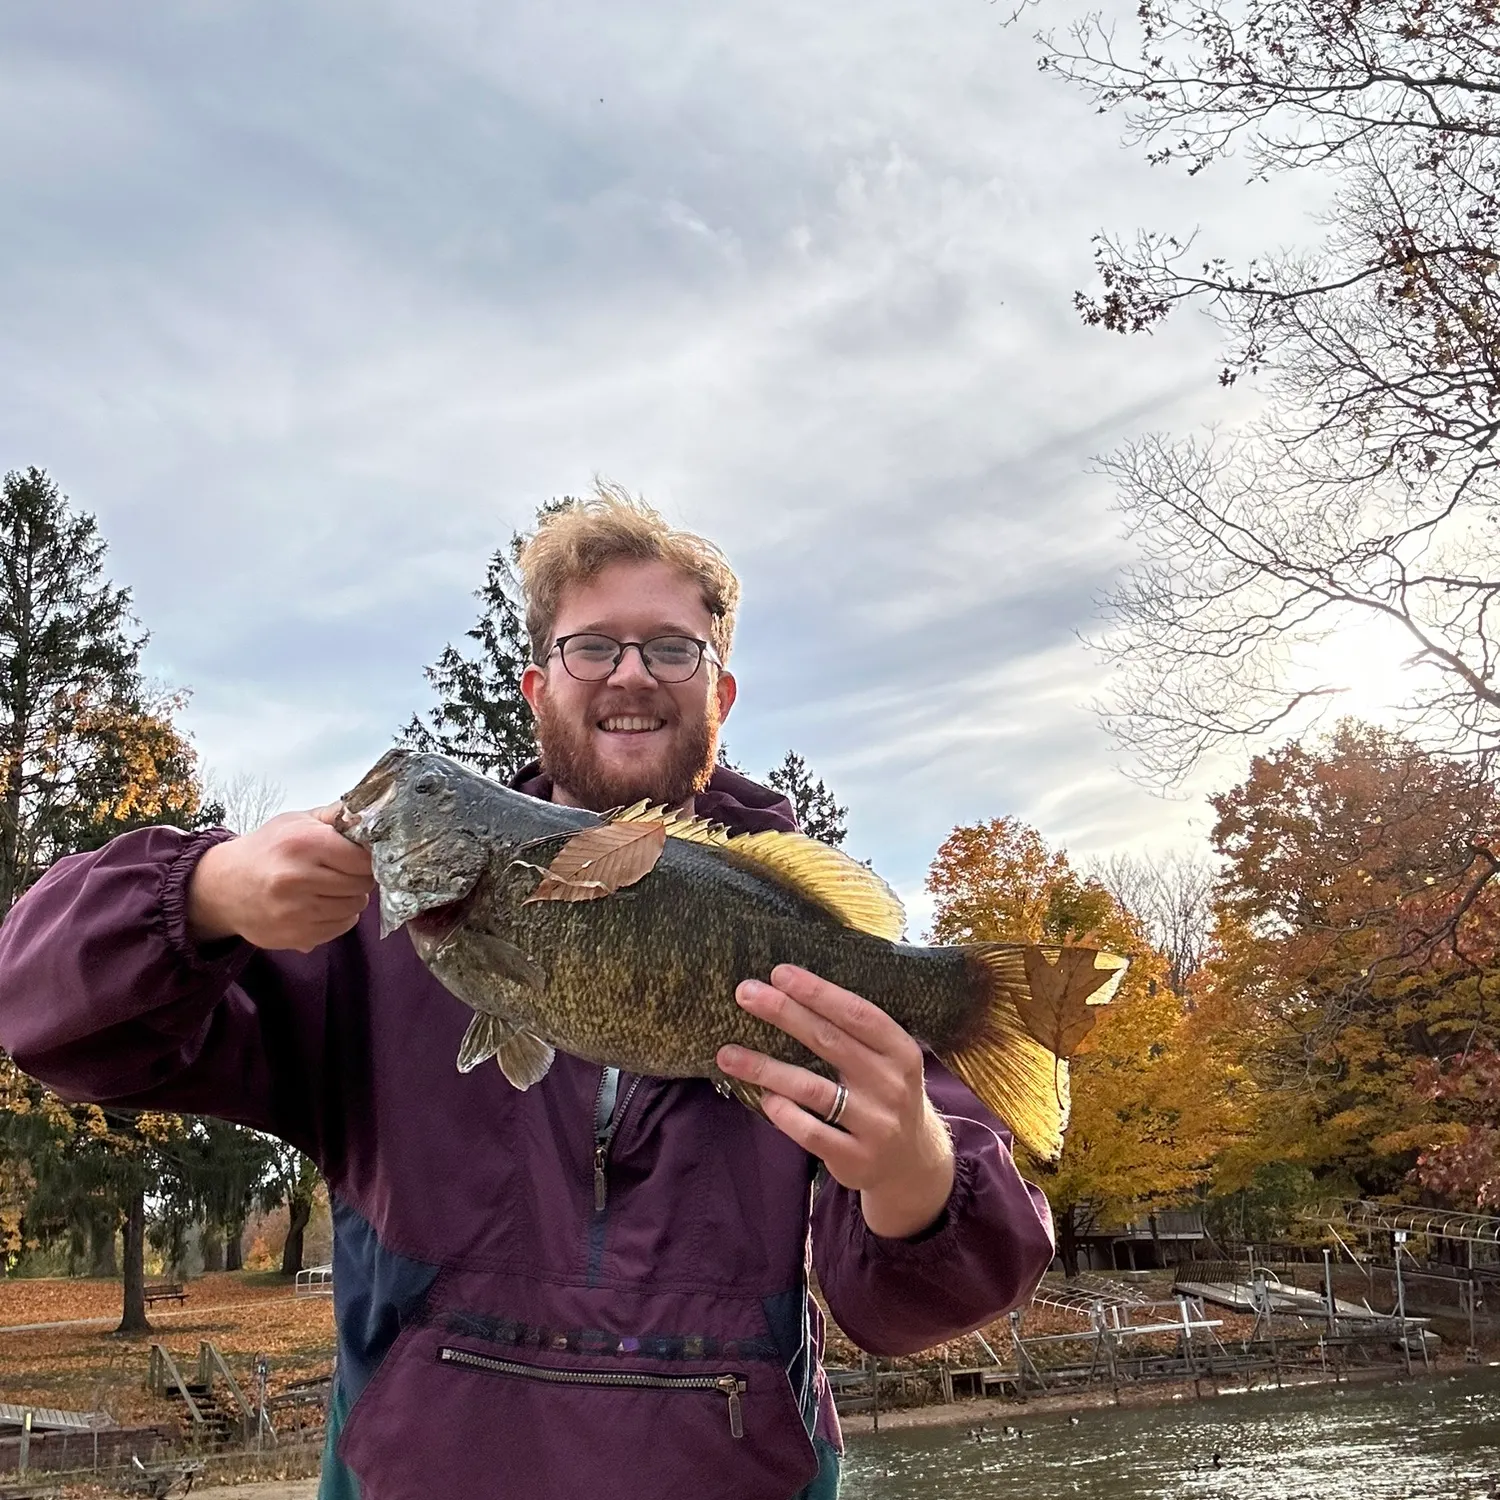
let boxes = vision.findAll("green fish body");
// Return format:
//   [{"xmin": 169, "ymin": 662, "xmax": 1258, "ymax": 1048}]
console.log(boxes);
[{"xmin": 339, "ymin": 749, "xmax": 1126, "ymax": 1160}]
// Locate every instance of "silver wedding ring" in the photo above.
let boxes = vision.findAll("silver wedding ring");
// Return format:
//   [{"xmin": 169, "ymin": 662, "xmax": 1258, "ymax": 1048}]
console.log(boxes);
[{"xmin": 823, "ymin": 1082, "xmax": 849, "ymax": 1129}]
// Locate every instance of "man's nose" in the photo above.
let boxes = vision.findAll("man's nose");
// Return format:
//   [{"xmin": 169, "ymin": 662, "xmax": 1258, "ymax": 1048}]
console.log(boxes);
[{"xmin": 606, "ymin": 643, "xmax": 657, "ymax": 687}]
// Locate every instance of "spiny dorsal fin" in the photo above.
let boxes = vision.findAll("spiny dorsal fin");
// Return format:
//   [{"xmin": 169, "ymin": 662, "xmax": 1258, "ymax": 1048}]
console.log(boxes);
[{"xmin": 610, "ymin": 803, "xmax": 905, "ymax": 941}]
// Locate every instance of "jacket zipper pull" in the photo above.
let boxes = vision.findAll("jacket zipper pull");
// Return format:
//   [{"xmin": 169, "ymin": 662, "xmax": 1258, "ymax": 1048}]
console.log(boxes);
[
  {"xmin": 594, "ymin": 1143, "xmax": 608, "ymax": 1212},
  {"xmin": 717, "ymin": 1375, "xmax": 745, "ymax": 1439}
]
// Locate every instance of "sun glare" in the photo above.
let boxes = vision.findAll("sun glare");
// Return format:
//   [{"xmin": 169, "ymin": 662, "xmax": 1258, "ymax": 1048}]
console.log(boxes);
[{"xmin": 1300, "ymin": 616, "xmax": 1423, "ymax": 728}]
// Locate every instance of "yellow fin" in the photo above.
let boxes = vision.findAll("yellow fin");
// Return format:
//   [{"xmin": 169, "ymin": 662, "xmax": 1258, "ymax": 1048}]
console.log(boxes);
[{"xmin": 611, "ymin": 803, "xmax": 904, "ymax": 940}]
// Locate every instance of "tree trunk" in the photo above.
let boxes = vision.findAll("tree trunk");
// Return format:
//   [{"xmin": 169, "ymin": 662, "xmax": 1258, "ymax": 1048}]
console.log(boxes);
[
  {"xmin": 117, "ymin": 1188, "xmax": 149, "ymax": 1334},
  {"xmin": 200, "ymin": 1222, "xmax": 224, "ymax": 1274},
  {"xmin": 280, "ymin": 1198, "xmax": 311, "ymax": 1277},
  {"xmin": 226, "ymin": 1223, "xmax": 244, "ymax": 1272},
  {"xmin": 1059, "ymin": 1206, "xmax": 1081, "ymax": 1279},
  {"xmin": 89, "ymin": 1216, "xmax": 118, "ymax": 1279}
]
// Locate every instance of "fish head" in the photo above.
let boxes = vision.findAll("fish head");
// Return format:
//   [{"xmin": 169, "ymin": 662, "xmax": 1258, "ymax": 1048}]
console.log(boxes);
[{"xmin": 338, "ymin": 749, "xmax": 494, "ymax": 938}]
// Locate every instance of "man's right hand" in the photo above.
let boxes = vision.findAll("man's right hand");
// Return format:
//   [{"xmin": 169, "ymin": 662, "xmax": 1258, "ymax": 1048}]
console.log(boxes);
[{"xmin": 187, "ymin": 804, "xmax": 375, "ymax": 952}]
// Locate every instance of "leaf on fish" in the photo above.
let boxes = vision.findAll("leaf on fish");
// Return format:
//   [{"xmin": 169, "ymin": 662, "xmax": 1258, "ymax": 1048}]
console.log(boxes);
[
  {"xmin": 522, "ymin": 818, "xmax": 669, "ymax": 904},
  {"xmin": 1015, "ymin": 947, "xmax": 1129, "ymax": 1058}
]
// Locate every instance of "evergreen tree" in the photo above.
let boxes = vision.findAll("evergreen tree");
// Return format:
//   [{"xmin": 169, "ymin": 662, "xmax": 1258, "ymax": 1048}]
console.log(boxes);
[
  {"xmin": 0, "ymin": 468, "xmax": 145, "ymax": 915},
  {"xmin": 402, "ymin": 546, "xmax": 536, "ymax": 780},
  {"xmin": 767, "ymin": 751, "xmax": 848, "ymax": 847}
]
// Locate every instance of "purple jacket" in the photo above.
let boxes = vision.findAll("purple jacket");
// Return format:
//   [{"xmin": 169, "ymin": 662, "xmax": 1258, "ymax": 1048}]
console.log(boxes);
[{"xmin": 0, "ymin": 764, "xmax": 1053, "ymax": 1499}]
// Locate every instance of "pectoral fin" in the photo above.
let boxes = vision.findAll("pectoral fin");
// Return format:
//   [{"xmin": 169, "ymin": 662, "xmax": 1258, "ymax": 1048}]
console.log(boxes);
[
  {"xmin": 457, "ymin": 1012, "xmax": 514, "ymax": 1073},
  {"xmin": 463, "ymin": 931, "xmax": 549, "ymax": 994}
]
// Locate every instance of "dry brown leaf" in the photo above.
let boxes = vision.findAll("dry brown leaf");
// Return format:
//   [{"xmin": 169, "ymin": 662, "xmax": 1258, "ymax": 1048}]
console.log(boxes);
[
  {"xmin": 1016, "ymin": 947, "xmax": 1125, "ymax": 1058},
  {"xmin": 523, "ymin": 819, "xmax": 668, "ymax": 905}
]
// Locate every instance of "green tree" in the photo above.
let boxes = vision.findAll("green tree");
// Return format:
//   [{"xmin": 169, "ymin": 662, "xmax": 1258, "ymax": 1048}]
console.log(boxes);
[
  {"xmin": 0, "ymin": 468, "xmax": 145, "ymax": 915},
  {"xmin": 404, "ymin": 500, "xmax": 578, "ymax": 782},
  {"xmin": 767, "ymin": 751, "xmax": 847, "ymax": 847},
  {"xmin": 402, "ymin": 545, "xmax": 537, "ymax": 781},
  {"xmin": 265, "ymin": 1145, "xmax": 321, "ymax": 1277}
]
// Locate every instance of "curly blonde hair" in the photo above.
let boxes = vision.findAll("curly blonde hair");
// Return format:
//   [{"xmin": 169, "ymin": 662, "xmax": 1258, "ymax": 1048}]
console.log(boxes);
[{"xmin": 516, "ymin": 482, "xmax": 741, "ymax": 666}]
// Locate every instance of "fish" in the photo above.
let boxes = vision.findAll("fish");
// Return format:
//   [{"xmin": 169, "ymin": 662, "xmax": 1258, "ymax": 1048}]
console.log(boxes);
[{"xmin": 336, "ymin": 748, "xmax": 1127, "ymax": 1161}]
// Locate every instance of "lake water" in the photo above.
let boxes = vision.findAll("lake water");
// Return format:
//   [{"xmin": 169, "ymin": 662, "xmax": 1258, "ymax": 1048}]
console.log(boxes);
[{"xmin": 841, "ymin": 1369, "xmax": 1500, "ymax": 1499}]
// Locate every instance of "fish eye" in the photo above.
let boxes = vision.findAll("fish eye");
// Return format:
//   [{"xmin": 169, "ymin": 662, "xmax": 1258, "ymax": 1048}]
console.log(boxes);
[{"xmin": 414, "ymin": 774, "xmax": 439, "ymax": 796}]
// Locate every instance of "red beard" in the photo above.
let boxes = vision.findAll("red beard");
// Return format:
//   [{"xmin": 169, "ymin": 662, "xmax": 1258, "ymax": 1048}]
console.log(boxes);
[{"xmin": 534, "ymin": 691, "xmax": 720, "ymax": 813}]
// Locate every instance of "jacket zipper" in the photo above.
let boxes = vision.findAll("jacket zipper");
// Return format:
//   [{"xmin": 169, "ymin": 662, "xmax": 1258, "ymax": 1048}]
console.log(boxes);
[
  {"xmin": 593, "ymin": 1072, "xmax": 642, "ymax": 1213},
  {"xmin": 437, "ymin": 1345, "xmax": 746, "ymax": 1438}
]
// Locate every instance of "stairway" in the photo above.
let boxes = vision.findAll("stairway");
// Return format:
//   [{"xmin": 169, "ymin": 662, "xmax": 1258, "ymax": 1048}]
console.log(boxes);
[{"xmin": 160, "ymin": 1379, "xmax": 240, "ymax": 1445}]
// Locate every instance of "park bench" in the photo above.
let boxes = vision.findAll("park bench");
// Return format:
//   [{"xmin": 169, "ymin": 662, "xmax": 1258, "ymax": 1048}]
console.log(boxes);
[{"xmin": 142, "ymin": 1282, "xmax": 188, "ymax": 1308}]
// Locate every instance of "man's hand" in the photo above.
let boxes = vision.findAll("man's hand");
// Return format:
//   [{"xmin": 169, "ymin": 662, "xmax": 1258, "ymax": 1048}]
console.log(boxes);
[
  {"xmin": 187, "ymin": 805, "xmax": 375, "ymax": 953},
  {"xmin": 716, "ymin": 964, "xmax": 956, "ymax": 1240}
]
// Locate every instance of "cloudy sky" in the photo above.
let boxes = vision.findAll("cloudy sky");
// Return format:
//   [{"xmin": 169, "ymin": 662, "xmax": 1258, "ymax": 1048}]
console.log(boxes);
[{"xmin": 0, "ymin": 1, "xmax": 1334, "ymax": 922}]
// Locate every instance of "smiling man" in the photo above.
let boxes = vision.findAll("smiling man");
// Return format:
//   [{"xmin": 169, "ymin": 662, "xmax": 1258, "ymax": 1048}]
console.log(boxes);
[{"xmin": 0, "ymin": 487, "xmax": 1055, "ymax": 1500}]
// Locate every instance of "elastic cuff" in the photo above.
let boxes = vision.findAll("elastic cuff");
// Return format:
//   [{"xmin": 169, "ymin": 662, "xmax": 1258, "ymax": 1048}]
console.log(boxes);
[
  {"xmin": 861, "ymin": 1149, "xmax": 979, "ymax": 1259},
  {"xmin": 157, "ymin": 827, "xmax": 248, "ymax": 970}
]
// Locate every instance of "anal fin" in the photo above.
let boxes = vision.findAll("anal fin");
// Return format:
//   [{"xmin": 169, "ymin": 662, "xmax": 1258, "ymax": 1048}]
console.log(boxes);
[
  {"xmin": 717, "ymin": 1075, "xmax": 768, "ymax": 1116},
  {"xmin": 497, "ymin": 1031, "xmax": 556, "ymax": 1090}
]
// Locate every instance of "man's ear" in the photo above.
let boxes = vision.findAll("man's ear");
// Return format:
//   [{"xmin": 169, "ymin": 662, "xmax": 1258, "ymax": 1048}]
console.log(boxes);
[
  {"xmin": 521, "ymin": 663, "xmax": 547, "ymax": 713},
  {"xmin": 715, "ymin": 670, "xmax": 737, "ymax": 723}
]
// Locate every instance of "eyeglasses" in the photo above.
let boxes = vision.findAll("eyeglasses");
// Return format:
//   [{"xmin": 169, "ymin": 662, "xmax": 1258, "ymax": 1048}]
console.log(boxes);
[{"xmin": 549, "ymin": 633, "xmax": 722, "ymax": 684}]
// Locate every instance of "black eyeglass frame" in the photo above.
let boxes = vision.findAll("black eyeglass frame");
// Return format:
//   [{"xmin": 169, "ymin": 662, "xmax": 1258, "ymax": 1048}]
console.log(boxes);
[{"xmin": 547, "ymin": 632, "xmax": 723, "ymax": 683}]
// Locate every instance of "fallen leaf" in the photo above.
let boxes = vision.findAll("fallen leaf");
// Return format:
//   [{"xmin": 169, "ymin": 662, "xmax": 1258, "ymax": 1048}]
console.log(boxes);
[
  {"xmin": 1016, "ymin": 947, "xmax": 1128, "ymax": 1058},
  {"xmin": 523, "ymin": 819, "xmax": 668, "ymax": 905}
]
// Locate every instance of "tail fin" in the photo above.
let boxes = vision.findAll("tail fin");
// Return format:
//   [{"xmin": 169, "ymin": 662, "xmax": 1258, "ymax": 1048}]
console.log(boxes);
[{"xmin": 934, "ymin": 944, "xmax": 1128, "ymax": 1163}]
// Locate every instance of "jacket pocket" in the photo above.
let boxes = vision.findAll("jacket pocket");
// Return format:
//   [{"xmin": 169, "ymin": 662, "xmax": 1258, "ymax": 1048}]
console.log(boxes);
[{"xmin": 338, "ymin": 1319, "xmax": 817, "ymax": 1500}]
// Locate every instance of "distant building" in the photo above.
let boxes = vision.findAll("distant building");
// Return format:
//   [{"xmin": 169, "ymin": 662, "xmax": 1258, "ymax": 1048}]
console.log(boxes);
[{"xmin": 1068, "ymin": 1209, "xmax": 1207, "ymax": 1272}]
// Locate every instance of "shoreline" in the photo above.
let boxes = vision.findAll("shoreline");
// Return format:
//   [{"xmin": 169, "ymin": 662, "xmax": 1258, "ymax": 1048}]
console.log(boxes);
[{"xmin": 837, "ymin": 1354, "xmax": 1473, "ymax": 1436}]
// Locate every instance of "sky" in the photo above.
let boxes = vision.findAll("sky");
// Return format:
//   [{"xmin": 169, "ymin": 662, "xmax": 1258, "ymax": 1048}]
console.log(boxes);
[{"xmin": 0, "ymin": 0, "xmax": 1339, "ymax": 926}]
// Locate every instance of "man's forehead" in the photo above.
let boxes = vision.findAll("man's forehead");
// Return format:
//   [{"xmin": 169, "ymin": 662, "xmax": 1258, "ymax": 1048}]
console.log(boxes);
[{"xmin": 552, "ymin": 559, "xmax": 714, "ymax": 633}]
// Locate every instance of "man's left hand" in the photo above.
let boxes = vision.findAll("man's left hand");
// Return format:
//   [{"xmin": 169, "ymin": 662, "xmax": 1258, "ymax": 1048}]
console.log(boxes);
[{"xmin": 716, "ymin": 964, "xmax": 956, "ymax": 1240}]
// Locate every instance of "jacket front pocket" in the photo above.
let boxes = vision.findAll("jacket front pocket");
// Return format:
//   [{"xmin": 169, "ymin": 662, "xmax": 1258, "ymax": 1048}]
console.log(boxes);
[
  {"xmin": 338, "ymin": 1322, "xmax": 816, "ymax": 1500},
  {"xmin": 439, "ymin": 1344, "xmax": 748, "ymax": 1437}
]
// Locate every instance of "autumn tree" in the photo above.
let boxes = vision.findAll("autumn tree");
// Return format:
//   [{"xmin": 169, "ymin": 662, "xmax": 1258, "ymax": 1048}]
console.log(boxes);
[
  {"xmin": 0, "ymin": 468, "xmax": 145, "ymax": 914},
  {"xmin": 1030, "ymin": 1, "xmax": 1500, "ymax": 782},
  {"xmin": 767, "ymin": 751, "xmax": 847, "ymax": 847},
  {"xmin": 926, "ymin": 816, "xmax": 1237, "ymax": 1274},
  {"xmin": 264, "ymin": 1145, "xmax": 321, "ymax": 1277},
  {"xmin": 1197, "ymin": 721, "xmax": 1500, "ymax": 1203},
  {"xmin": 0, "ymin": 1069, "xmax": 185, "ymax": 1332}
]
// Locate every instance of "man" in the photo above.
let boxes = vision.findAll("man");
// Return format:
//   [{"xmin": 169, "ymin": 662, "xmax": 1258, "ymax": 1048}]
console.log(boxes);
[{"xmin": 0, "ymin": 490, "xmax": 1054, "ymax": 1499}]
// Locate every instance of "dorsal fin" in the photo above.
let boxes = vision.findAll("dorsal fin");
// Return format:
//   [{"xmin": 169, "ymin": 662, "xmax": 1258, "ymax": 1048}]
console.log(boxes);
[{"xmin": 610, "ymin": 802, "xmax": 905, "ymax": 941}]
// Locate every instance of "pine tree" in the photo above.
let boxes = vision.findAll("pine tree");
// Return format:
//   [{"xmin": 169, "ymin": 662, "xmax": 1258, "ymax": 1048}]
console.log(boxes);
[
  {"xmin": 0, "ymin": 468, "xmax": 145, "ymax": 915},
  {"xmin": 767, "ymin": 752, "xmax": 848, "ymax": 847},
  {"xmin": 402, "ymin": 546, "xmax": 537, "ymax": 781}
]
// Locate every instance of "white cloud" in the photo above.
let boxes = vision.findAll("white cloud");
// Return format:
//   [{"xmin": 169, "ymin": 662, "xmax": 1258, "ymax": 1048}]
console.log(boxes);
[{"xmin": 0, "ymin": 0, "xmax": 1336, "ymax": 894}]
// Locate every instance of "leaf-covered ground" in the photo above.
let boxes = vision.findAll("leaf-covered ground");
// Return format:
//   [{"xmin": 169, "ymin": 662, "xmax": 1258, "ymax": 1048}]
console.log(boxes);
[{"xmin": 0, "ymin": 1272, "xmax": 334, "ymax": 1429}]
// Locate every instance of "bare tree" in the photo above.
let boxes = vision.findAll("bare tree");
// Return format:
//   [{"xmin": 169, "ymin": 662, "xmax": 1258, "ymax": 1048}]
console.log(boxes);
[
  {"xmin": 204, "ymin": 770, "xmax": 285, "ymax": 834},
  {"xmin": 1092, "ymin": 849, "xmax": 1216, "ymax": 994},
  {"xmin": 1028, "ymin": 1, "xmax": 1500, "ymax": 784}
]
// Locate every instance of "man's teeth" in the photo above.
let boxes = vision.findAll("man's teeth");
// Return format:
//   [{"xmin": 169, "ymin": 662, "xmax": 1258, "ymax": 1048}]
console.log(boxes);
[{"xmin": 600, "ymin": 716, "xmax": 666, "ymax": 732}]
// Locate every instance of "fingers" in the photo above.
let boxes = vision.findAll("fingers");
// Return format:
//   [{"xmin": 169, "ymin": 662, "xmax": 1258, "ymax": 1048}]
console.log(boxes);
[
  {"xmin": 717, "ymin": 1046, "xmax": 849, "ymax": 1125},
  {"xmin": 733, "ymin": 966, "xmax": 915, "ymax": 1080}
]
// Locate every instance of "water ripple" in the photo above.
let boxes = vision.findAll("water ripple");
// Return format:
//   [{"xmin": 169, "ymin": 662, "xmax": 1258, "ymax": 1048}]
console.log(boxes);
[{"xmin": 842, "ymin": 1370, "xmax": 1500, "ymax": 1499}]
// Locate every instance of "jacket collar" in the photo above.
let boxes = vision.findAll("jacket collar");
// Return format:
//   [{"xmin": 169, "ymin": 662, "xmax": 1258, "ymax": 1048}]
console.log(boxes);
[{"xmin": 509, "ymin": 760, "xmax": 798, "ymax": 837}]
